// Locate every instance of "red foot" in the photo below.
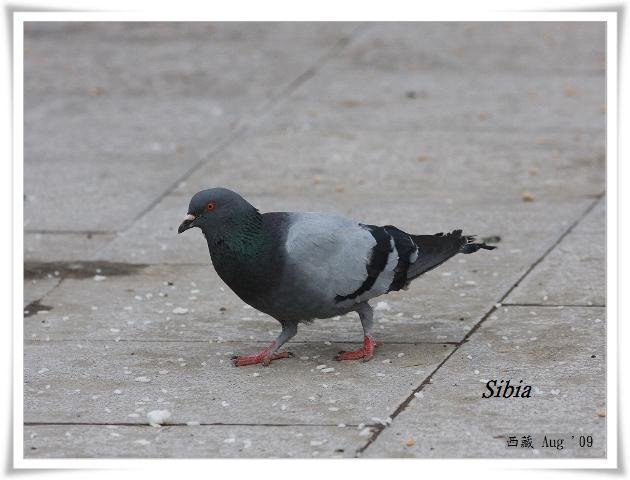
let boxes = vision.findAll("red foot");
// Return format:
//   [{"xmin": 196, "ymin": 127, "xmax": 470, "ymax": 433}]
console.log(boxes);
[
  {"xmin": 232, "ymin": 348, "xmax": 293, "ymax": 367},
  {"xmin": 335, "ymin": 336, "xmax": 379, "ymax": 362}
]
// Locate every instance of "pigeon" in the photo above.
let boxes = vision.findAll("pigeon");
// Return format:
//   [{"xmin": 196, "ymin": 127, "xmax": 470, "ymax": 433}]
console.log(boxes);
[{"xmin": 178, "ymin": 188, "xmax": 496, "ymax": 366}]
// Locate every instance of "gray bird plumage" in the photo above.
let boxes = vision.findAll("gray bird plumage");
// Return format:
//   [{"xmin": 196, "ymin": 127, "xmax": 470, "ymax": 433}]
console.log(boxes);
[{"xmin": 178, "ymin": 187, "xmax": 496, "ymax": 366}]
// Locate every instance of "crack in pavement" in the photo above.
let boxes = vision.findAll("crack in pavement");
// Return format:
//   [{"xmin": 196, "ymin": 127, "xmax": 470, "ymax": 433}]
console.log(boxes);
[{"xmin": 354, "ymin": 193, "xmax": 606, "ymax": 457}]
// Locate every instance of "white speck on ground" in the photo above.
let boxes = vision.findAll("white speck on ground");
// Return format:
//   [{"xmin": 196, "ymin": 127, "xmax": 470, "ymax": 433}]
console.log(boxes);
[
  {"xmin": 310, "ymin": 439, "xmax": 326, "ymax": 446},
  {"xmin": 93, "ymin": 275, "xmax": 107, "ymax": 281},
  {"xmin": 374, "ymin": 301, "xmax": 391, "ymax": 311},
  {"xmin": 133, "ymin": 439, "xmax": 150, "ymax": 446},
  {"xmin": 147, "ymin": 409, "xmax": 171, "ymax": 427},
  {"xmin": 134, "ymin": 376, "xmax": 151, "ymax": 383},
  {"xmin": 321, "ymin": 367, "xmax": 335, "ymax": 373},
  {"xmin": 186, "ymin": 421, "xmax": 200, "ymax": 426},
  {"xmin": 172, "ymin": 307, "xmax": 189, "ymax": 315}
]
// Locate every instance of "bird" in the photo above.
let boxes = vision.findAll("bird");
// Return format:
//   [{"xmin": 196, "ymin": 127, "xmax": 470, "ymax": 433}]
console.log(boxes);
[{"xmin": 178, "ymin": 187, "xmax": 496, "ymax": 366}]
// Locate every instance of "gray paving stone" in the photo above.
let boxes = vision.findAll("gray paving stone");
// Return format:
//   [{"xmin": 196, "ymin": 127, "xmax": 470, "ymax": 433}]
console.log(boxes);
[
  {"xmin": 24, "ymin": 232, "xmax": 116, "ymax": 263},
  {"xmin": 24, "ymin": 424, "xmax": 363, "ymax": 458},
  {"xmin": 505, "ymin": 229, "xmax": 605, "ymax": 306},
  {"xmin": 24, "ymin": 340, "xmax": 452, "ymax": 426},
  {"xmin": 574, "ymin": 197, "xmax": 606, "ymax": 234},
  {"xmin": 342, "ymin": 22, "xmax": 605, "ymax": 75},
  {"xmin": 362, "ymin": 307, "xmax": 606, "ymax": 458},
  {"xmin": 171, "ymin": 129, "xmax": 605, "ymax": 201},
  {"xmin": 24, "ymin": 22, "xmax": 357, "ymax": 231},
  {"xmin": 23, "ymin": 278, "xmax": 60, "ymax": 308}
]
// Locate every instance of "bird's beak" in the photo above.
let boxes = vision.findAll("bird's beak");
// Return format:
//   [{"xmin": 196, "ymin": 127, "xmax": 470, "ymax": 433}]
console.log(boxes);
[{"xmin": 178, "ymin": 214, "xmax": 196, "ymax": 234}]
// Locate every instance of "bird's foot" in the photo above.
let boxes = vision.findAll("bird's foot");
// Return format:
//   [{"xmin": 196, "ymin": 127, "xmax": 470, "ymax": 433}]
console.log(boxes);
[
  {"xmin": 231, "ymin": 349, "xmax": 294, "ymax": 367},
  {"xmin": 335, "ymin": 336, "xmax": 379, "ymax": 362}
]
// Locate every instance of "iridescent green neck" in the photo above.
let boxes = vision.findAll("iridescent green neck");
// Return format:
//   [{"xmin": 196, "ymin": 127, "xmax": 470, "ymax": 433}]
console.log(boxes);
[{"xmin": 202, "ymin": 209, "xmax": 268, "ymax": 258}]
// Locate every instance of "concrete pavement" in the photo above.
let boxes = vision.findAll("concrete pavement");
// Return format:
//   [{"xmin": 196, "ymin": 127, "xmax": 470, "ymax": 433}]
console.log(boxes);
[{"xmin": 23, "ymin": 21, "xmax": 606, "ymax": 458}]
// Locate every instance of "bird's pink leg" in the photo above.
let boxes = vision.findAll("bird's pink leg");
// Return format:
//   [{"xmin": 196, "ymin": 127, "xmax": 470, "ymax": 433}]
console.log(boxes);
[
  {"xmin": 335, "ymin": 335, "xmax": 379, "ymax": 362},
  {"xmin": 232, "ymin": 324, "xmax": 297, "ymax": 367},
  {"xmin": 232, "ymin": 345, "xmax": 293, "ymax": 366}
]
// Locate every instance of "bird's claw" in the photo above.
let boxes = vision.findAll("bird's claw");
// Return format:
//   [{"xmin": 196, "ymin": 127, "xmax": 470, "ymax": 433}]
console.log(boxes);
[{"xmin": 231, "ymin": 351, "xmax": 294, "ymax": 367}]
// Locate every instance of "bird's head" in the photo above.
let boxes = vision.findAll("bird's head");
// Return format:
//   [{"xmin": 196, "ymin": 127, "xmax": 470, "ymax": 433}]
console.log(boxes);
[{"xmin": 177, "ymin": 188, "xmax": 257, "ymax": 235}]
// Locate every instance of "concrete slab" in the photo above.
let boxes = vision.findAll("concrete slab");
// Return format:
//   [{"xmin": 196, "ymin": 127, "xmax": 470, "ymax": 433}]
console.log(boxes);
[
  {"xmin": 23, "ymin": 278, "xmax": 60, "ymax": 309},
  {"xmin": 24, "ymin": 22, "xmax": 358, "ymax": 231},
  {"xmin": 342, "ymin": 22, "xmax": 605, "ymax": 75},
  {"xmin": 361, "ymin": 307, "xmax": 606, "ymax": 458},
  {"xmin": 505, "ymin": 230, "xmax": 605, "ymax": 306},
  {"xmin": 256, "ymin": 23, "xmax": 605, "ymax": 136},
  {"xmin": 24, "ymin": 340, "xmax": 453, "ymax": 426},
  {"xmin": 25, "ymin": 424, "xmax": 364, "ymax": 458},
  {"xmin": 171, "ymin": 129, "xmax": 605, "ymax": 202},
  {"xmin": 574, "ymin": 197, "xmax": 606, "ymax": 234},
  {"xmin": 24, "ymin": 232, "xmax": 116, "ymax": 263}
]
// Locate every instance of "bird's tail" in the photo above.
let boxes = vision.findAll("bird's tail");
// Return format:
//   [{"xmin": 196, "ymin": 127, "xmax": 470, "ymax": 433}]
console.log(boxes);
[
  {"xmin": 406, "ymin": 229, "xmax": 496, "ymax": 280},
  {"xmin": 459, "ymin": 234, "xmax": 497, "ymax": 254}
]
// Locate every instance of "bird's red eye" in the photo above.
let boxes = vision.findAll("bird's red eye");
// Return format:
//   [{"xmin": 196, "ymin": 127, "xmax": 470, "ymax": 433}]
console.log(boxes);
[{"xmin": 206, "ymin": 202, "xmax": 216, "ymax": 211}]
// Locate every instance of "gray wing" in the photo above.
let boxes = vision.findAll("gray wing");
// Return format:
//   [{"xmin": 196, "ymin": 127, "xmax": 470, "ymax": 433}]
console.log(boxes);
[{"xmin": 283, "ymin": 213, "xmax": 400, "ymax": 308}]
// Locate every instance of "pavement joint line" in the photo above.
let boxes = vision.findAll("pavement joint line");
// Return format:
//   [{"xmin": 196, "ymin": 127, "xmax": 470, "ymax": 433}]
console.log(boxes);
[
  {"xmin": 354, "ymin": 192, "xmax": 605, "ymax": 457},
  {"xmin": 24, "ymin": 421, "xmax": 361, "ymax": 428},
  {"xmin": 501, "ymin": 303, "xmax": 605, "ymax": 308},
  {"xmin": 24, "ymin": 339, "xmax": 459, "ymax": 346},
  {"xmin": 116, "ymin": 23, "xmax": 369, "ymax": 238}
]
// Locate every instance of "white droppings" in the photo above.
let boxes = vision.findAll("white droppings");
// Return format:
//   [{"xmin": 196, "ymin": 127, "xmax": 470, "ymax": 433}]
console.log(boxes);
[
  {"xmin": 134, "ymin": 376, "xmax": 151, "ymax": 383},
  {"xmin": 147, "ymin": 409, "xmax": 171, "ymax": 427},
  {"xmin": 337, "ymin": 423, "xmax": 346, "ymax": 428},
  {"xmin": 110, "ymin": 328, "xmax": 120, "ymax": 333},
  {"xmin": 158, "ymin": 370, "xmax": 169, "ymax": 375},
  {"xmin": 224, "ymin": 437, "xmax": 236, "ymax": 444},
  {"xmin": 114, "ymin": 389, "xmax": 122, "ymax": 395},
  {"xmin": 127, "ymin": 413, "xmax": 140, "ymax": 418},
  {"xmin": 328, "ymin": 407, "xmax": 339, "ymax": 412},
  {"xmin": 252, "ymin": 373, "xmax": 260, "ymax": 377},
  {"xmin": 221, "ymin": 401, "xmax": 230, "ymax": 407},
  {"xmin": 550, "ymin": 389, "xmax": 560, "ymax": 395},
  {"xmin": 474, "ymin": 370, "xmax": 479, "ymax": 375},
  {"xmin": 93, "ymin": 275, "xmax": 107, "ymax": 281},
  {"xmin": 310, "ymin": 439, "xmax": 326, "ymax": 446},
  {"xmin": 321, "ymin": 367, "xmax": 335, "ymax": 373},
  {"xmin": 359, "ymin": 427, "xmax": 372, "ymax": 437},
  {"xmin": 316, "ymin": 364, "xmax": 326, "ymax": 370},
  {"xmin": 300, "ymin": 356, "xmax": 310, "ymax": 360},
  {"xmin": 38, "ymin": 368, "xmax": 49, "ymax": 374},
  {"xmin": 172, "ymin": 307, "xmax": 189, "ymax": 315},
  {"xmin": 414, "ymin": 392, "xmax": 424, "ymax": 399}
]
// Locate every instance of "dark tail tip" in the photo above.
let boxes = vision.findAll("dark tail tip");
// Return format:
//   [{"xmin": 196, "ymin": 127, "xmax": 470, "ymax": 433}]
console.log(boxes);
[{"xmin": 460, "ymin": 235, "xmax": 498, "ymax": 254}]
